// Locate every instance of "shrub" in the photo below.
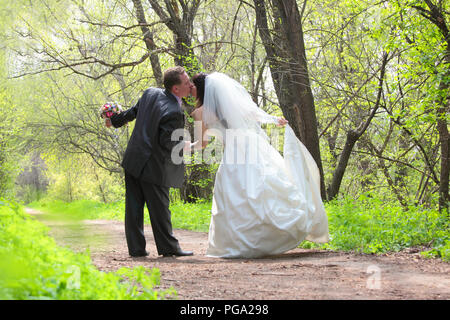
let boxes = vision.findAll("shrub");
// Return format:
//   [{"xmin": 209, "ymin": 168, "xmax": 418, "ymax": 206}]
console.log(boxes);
[
  {"xmin": 300, "ymin": 194, "xmax": 449, "ymax": 260},
  {"xmin": 0, "ymin": 199, "xmax": 175, "ymax": 300}
]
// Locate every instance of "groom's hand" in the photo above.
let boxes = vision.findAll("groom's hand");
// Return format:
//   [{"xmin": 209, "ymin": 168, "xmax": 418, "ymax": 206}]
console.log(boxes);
[{"xmin": 105, "ymin": 118, "xmax": 112, "ymax": 128}]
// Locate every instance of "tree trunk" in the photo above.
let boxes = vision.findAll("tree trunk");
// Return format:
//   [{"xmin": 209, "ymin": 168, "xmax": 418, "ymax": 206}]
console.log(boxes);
[
  {"xmin": 327, "ymin": 52, "xmax": 389, "ymax": 200},
  {"xmin": 147, "ymin": 0, "xmax": 200, "ymax": 73},
  {"xmin": 147, "ymin": 0, "xmax": 212, "ymax": 203},
  {"xmin": 132, "ymin": 0, "xmax": 163, "ymax": 87},
  {"xmin": 435, "ymin": 62, "xmax": 449, "ymax": 212},
  {"xmin": 437, "ymin": 82, "xmax": 449, "ymax": 213},
  {"xmin": 254, "ymin": 0, "xmax": 326, "ymax": 199},
  {"xmin": 327, "ymin": 130, "xmax": 358, "ymax": 199},
  {"xmin": 412, "ymin": 0, "xmax": 449, "ymax": 212}
]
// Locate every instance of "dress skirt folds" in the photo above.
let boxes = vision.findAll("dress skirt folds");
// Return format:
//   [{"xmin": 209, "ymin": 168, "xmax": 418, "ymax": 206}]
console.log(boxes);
[{"xmin": 206, "ymin": 125, "xmax": 329, "ymax": 258}]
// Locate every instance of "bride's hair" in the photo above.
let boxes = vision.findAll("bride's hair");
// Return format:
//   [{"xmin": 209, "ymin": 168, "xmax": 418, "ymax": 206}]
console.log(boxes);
[{"xmin": 192, "ymin": 72, "xmax": 208, "ymax": 107}]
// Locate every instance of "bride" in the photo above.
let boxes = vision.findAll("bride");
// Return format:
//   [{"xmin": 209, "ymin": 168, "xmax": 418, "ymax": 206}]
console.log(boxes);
[{"xmin": 190, "ymin": 72, "xmax": 329, "ymax": 258}]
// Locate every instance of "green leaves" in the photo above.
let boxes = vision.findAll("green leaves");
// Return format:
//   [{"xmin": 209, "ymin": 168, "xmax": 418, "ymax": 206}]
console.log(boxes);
[
  {"xmin": 0, "ymin": 200, "xmax": 176, "ymax": 299},
  {"xmin": 312, "ymin": 193, "xmax": 449, "ymax": 258}
]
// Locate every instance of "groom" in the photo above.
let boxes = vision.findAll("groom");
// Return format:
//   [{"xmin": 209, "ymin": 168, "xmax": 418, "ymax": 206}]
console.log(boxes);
[{"xmin": 107, "ymin": 66, "xmax": 194, "ymax": 257}]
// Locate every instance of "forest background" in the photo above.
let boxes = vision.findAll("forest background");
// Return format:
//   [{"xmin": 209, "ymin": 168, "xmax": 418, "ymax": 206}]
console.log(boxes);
[{"xmin": 0, "ymin": 0, "xmax": 449, "ymax": 268}]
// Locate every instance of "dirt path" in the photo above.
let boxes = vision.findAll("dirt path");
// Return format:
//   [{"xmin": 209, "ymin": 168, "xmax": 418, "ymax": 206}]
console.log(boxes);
[{"xmin": 28, "ymin": 208, "xmax": 449, "ymax": 300}]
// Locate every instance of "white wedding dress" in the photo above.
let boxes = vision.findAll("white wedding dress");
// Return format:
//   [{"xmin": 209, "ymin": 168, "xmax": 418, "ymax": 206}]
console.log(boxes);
[{"xmin": 202, "ymin": 73, "xmax": 329, "ymax": 258}]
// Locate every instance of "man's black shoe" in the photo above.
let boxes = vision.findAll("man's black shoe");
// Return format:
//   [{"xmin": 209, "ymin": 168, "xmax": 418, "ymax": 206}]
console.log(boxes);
[
  {"xmin": 162, "ymin": 250, "xmax": 194, "ymax": 257},
  {"xmin": 130, "ymin": 251, "xmax": 149, "ymax": 257}
]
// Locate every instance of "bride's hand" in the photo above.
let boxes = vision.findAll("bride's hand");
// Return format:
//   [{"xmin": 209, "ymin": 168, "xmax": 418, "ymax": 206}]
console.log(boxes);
[
  {"xmin": 277, "ymin": 117, "xmax": 288, "ymax": 127},
  {"xmin": 183, "ymin": 140, "xmax": 199, "ymax": 152}
]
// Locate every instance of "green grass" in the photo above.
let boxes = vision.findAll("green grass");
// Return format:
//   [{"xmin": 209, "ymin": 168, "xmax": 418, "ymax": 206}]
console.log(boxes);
[
  {"xmin": 0, "ymin": 199, "xmax": 176, "ymax": 300},
  {"xmin": 28, "ymin": 194, "xmax": 449, "ymax": 262},
  {"xmin": 170, "ymin": 200, "xmax": 212, "ymax": 232},
  {"xmin": 28, "ymin": 198, "xmax": 212, "ymax": 232},
  {"xmin": 302, "ymin": 194, "xmax": 449, "ymax": 261},
  {"xmin": 28, "ymin": 198, "xmax": 124, "ymax": 221}
]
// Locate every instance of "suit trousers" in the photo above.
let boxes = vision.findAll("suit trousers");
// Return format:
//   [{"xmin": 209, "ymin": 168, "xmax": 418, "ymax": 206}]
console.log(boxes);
[{"xmin": 124, "ymin": 171, "xmax": 181, "ymax": 256}]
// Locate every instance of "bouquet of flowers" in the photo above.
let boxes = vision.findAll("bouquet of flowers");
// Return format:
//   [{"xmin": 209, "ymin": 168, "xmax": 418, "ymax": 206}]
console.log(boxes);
[{"xmin": 99, "ymin": 102, "xmax": 123, "ymax": 119}]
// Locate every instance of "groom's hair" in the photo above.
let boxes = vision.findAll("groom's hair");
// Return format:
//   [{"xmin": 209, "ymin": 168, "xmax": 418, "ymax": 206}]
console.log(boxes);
[{"xmin": 163, "ymin": 66, "xmax": 186, "ymax": 91}]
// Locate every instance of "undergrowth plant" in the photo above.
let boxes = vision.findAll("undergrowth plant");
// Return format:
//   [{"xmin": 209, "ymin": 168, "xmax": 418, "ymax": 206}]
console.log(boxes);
[
  {"xmin": 0, "ymin": 199, "xmax": 176, "ymax": 300},
  {"xmin": 301, "ymin": 194, "xmax": 449, "ymax": 261}
]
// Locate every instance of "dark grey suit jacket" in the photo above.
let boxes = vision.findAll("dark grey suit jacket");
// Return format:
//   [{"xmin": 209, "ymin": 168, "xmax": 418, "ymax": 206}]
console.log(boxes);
[{"xmin": 111, "ymin": 88, "xmax": 185, "ymax": 188}]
